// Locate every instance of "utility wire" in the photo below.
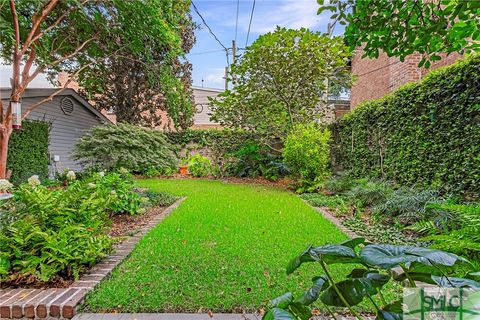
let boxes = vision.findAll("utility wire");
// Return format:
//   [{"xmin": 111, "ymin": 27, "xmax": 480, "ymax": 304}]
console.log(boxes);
[
  {"xmin": 189, "ymin": 49, "xmax": 226, "ymax": 56},
  {"xmin": 191, "ymin": 0, "xmax": 229, "ymax": 54},
  {"xmin": 234, "ymin": 0, "xmax": 240, "ymax": 43},
  {"xmin": 245, "ymin": 0, "xmax": 256, "ymax": 48}
]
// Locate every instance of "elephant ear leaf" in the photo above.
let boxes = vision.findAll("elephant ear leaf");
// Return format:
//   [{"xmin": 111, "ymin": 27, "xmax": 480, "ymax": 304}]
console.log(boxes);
[
  {"xmin": 295, "ymin": 276, "xmax": 329, "ymax": 305},
  {"xmin": 286, "ymin": 246, "xmax": 316, "ymax": 275},
  {"xmin": 340, "ymin": 237, "xmax": 365, "ymax": 249},
  {"xmin": 269, "ymin": 292, "xmax": 294, "ymax": 309},
  {"xmin": 288, "ymin": 302, "xmax": 312, "ymax": 320},
  {"xmin": 311, "ymin": 244, "xmax": 359, "ymax": 265},
  {"xmin": 262, "ymin": 308, "xmax": 296, "ymax": 320},
  {"xmin": 320, "ymin": 278, "xmax": 376, "ymax": 307},
  {"xmin": 376, "ymin": 300, "xmax": 403, "ymax": 320},
  {"xmin": 430, "ymin": 276, "xmax": 480, "ymax": 289}
]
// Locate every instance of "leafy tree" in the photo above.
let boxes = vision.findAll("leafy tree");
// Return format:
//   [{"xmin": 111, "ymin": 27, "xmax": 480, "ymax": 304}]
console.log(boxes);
[
  {"xmin": 0, "ymin": 0, "xmax": 192, "ymax": 178},
  {"xmin": 210, "ymin": 27, "xmax": 351, "ymax": 149},
  {"xmin": 80, "ymin": 1, "xmax": 196, "ymax": 129},
  {"xmin": 318, "ymin": 0, "xmax": 480, "ymax": 67}
]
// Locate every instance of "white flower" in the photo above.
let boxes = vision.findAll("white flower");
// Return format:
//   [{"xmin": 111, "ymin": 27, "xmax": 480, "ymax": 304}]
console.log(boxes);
[
  {"xmin": 137, "ymin": 208, "xmax": 146, "ymax": 214},
  {"xmin": 27, "ymin": 175, "xmax": 41, "ymax": 187},
  {"xmin": 66, "ymin": 170, "xmax": 76, "ymax": 181},
  {"xmin": 88, "ymin": 183, "xmax": 96, "ymax": 189},
  {"xmin": 0, "ymin": 179, "xmax": 13, "ymax": 192},
  {"xmin": 98, "ymin": 171, "xmax": 105, "ymax": 177}
]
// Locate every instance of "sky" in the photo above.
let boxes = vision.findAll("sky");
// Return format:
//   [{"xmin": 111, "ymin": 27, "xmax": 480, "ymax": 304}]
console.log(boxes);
[
  {"xmin": 0, "ymin": 0, "xmax": 343, "ymax": 90},
  {"xmin": 187, "ymin": 0, "xmax": 343, "ymax": 89}
]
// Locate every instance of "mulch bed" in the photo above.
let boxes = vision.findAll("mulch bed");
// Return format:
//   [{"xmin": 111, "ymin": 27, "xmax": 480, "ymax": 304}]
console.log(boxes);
[{"xmin": 1, "ymin": 206, "xmax": 168, "ymax": 290}]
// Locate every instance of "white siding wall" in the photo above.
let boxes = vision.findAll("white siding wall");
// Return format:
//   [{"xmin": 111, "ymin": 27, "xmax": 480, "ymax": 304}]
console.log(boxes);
[{"xmin": 193, "ymin": 87, "xmax": 222, "ymax": 126}]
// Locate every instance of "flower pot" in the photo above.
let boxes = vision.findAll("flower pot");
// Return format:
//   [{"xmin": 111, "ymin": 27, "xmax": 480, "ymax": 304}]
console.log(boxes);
[{"xmin": 179, "ymin": 165, "xmax": 189, "ymax": 176}]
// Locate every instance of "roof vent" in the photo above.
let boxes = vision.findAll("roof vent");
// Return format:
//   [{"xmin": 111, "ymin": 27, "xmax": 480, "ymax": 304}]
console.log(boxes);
[{"xmin": 60, "ymin": 97, "xmax": 74, "ymax": 115}]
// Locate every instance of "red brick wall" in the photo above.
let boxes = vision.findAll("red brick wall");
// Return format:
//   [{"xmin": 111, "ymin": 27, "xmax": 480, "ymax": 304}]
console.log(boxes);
[{"xmin": 350, "ymin": 51, "xmax": 462, "ymax": 107}]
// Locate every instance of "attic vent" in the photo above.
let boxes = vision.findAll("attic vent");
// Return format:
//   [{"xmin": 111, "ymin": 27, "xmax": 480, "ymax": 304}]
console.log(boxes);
[{"xmin": 60, "ymin": 97, "xmax": 74, "ymax": 115}]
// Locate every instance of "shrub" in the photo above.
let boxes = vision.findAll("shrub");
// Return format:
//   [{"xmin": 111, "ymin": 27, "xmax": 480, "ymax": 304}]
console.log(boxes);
[
  {"xmin": 331, "ymin": 55, "xmax": 480, "ymax": 199},
  {"xmin": 141, "ymin": 191, "xmax": 179, "ymax": 207},
  {"xmin": 344, "ymin": 179, "xmax": 392, "ymax": 208},
  {"xmin": 74, "ymin": 123, "xmax": 177, "ymax": 174},
  {"xmin": 96, "ymin": 172, "xmax": 142, "ymax": 215},
  {"xmin": 0, "ymin": 180, "xmax": 114, "ymax": 283},
  {"xmin": 283, "ymin": 123, "xmax": 331, "ymax": 190},
  {"xmin": 187, "ymin": 154, "xmax": 212, "ymax": 177},
  {"xmin": 8, "ymin": 120, "xmax": 50, "ymax": 185}
]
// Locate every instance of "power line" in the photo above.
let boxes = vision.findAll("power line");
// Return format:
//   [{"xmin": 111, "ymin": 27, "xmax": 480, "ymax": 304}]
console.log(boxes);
[
  {"xmin": 191, "ymin": 0, "xmax": 228, "ymax": 53},
  {"xmin": 234, "ymin": 0, "xmax": 240, "ymax": 43},
  {"xmin": 245, "ymin": 0, "xmax": 256, "ymax": 48},
  {"xmin": 189, "ymin": 49, "xmax": 225, "ymax": 56},
  {"xmin": 356, "ymin": 60, "xmax": 401, "ymax": 77}
]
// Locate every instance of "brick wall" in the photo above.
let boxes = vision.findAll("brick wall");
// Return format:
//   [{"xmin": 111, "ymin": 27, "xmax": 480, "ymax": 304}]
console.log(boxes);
[{"xmin": 350, "ymin": 50, "xmax": 462, "ymax": 107}]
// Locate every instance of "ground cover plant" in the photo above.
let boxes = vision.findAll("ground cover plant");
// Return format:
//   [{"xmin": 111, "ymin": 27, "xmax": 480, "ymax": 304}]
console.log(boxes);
[
  {"xmin": 83, "ymin": 179, "xmax": 351, "ymax": 313},
  {"xmin": 0, "ymin": 171, "xmax": 175, "ymax": 287}
]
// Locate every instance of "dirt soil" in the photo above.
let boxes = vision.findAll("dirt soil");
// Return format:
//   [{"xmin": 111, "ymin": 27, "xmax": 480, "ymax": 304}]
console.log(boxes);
[{"xmin": 1, "ymin": 206, "xmax": 167, "ymax": 289}]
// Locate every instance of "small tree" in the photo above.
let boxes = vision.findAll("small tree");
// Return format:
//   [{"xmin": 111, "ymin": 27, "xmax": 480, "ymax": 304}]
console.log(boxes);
[
  {"xmin": 0, "ymin": 0, "xmax": 191, "ymax": 178},
  {"xmin": 210, "ymin": 27, "xmax": 351, "ymax": 149},
  {"xmin": 318, "ymin": 0, "xmax": 480, "ymax": 67}
]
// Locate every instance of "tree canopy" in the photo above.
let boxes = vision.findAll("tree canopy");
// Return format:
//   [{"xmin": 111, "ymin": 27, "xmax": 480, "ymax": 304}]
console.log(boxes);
[
  {"xmin": 318, "ymin": 0, "xmax": 480, "ymax": 67},
  {"xmin": 210, "ymin": 27, "xmax": 351, "ymax": 146}
]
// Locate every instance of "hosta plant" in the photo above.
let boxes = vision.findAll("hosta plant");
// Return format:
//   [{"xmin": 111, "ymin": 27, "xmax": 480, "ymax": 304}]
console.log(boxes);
[{"xmin": 263, "ymin": 238, "xmax": 479, "ymax": 320}]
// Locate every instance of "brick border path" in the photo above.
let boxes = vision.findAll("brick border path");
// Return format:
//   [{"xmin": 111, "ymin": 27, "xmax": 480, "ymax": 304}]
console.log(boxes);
[{"xmin": 0, "ymin": 197, "xmax": 186, "ymax": 319}]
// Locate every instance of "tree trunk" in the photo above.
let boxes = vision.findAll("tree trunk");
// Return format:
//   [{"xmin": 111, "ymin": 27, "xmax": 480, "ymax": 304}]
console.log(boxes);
[{"xmin": 0, "ymin": 129, "xmax": 11, "ymax": 179}]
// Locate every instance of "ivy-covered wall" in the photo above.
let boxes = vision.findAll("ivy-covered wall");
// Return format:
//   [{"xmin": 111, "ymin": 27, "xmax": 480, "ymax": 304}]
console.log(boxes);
[
  {"xmin": 8, "ymin": 120, "xmax": 50, "ymax": 185},
  {"xmin": 331, "ymin": 55, "xmax": 480, "ymax": 199}
]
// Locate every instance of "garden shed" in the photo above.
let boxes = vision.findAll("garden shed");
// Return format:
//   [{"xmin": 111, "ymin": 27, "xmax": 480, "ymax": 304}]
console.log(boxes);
[{"xmin": 0, "ymin": 88, "xmax": 112, "ymax": 175}]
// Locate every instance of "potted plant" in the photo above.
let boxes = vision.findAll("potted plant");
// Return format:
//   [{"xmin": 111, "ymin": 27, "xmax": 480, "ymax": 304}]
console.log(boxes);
[{"xmin": 179, "ymin": 158, "xmax": 189, "ymax": 176}]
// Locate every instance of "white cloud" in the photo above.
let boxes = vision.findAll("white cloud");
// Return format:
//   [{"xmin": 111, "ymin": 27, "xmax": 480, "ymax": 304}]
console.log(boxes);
[{"xmin": 204, "ymin": 67, "xmax": 226, "ymax": 88}]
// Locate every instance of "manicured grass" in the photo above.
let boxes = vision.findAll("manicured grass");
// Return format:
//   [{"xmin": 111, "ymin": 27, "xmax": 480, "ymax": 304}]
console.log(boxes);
[{"xmin": 84, "ymin": 179, "xmax": 351, "ymax": 313}]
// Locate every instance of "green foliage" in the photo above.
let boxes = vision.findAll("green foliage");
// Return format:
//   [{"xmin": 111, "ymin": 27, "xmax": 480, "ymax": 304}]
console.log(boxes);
[
  {"xmin": 299, "ymin": 193, "xmax": 349, "ymax": 216},
  {"xmin": 210, "ymin": 27, "xmax": 351, "ymax": 144},
  {"xmin": 331, "ymin": 56, "xmax": 480, "ymax": 199},
  {"xmin": 95, "ymin": 172, "xmax": 142, "ymax": 215},
  {"xmin": 74, "ymin": 123, "xmax": 177, "ymax": 174},
  {"xmin": 0, "ymin": 180, "xmax": 114, "ymax": 283},
  {"xmin": 7, "ymin": 120, "xmax": 50, "ymax": 185},
  {"xmin": 140, "ymin": 191, "xmax": 179, "ymax": 207},
  {"xmin": 283, "ymin": 124, "xmax": 331, "ymax": 190},
  {"xmin": 344, "ymin": 179, "xmax": 392, "ymax": 209},
  {"xmin": 421, "ymin": 203, "xmax": 480, "ymax": 261},
  {"xmin": 264, "ymin": 238, "xmax": 478, "ymax": 320},
  {"xmin": 318, "ymin": 0, "xmax": 480, "ymax": 67},
  {"xmin": 186, "ymin": 154, "xmax": 212, "ymax": 177}
]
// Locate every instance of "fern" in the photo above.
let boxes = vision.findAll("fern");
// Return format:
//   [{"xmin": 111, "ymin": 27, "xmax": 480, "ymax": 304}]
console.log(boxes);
[{"xmin": 407, "ymin": 219, "xmax": 438, "ymax": 235}]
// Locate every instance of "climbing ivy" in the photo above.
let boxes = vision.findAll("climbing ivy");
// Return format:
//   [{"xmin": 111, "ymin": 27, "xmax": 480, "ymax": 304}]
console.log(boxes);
[
  {"xmin": 8, "ymin": 120, "xmax": 50, "ymax": 185},
  {"xmin": 331, "ymin": 55, "xmax": 480, "ymax": 199}
]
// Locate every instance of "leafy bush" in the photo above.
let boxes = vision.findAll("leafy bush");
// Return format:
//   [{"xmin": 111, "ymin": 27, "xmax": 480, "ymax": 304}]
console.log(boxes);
[
  {"xmin": 141, "ymin": 191, "xmax": 179, "ymax": 207},
  {"xmin": 263, "ymin": 238, "xmax": 479, "ymax": 320},
  {"xmin": 96, "ymin": 172, "xmax": 142, "ymax": 215},
  {"xmin": 344, "ymin": 179, "xmax": 392, "ymax": 208},
  {"xmin": 0, "ymin": 180, "xmax": 114, "ymax": 282},
  {"xmin": 187, "ymin": 154, "xmax": 212, "ymax": 177},
  {"xmin": 372, "ymin": 188, "xmax": 444, "ymax": 224},
  {"xmin": 322, "ymin": 174, "xmax": 356, "ymax": 194},
  {"xmin": 8, "ymin": 120, "xmax": 50, "ymax": 185},
  {"xmin": 283, "ymin": 123, "xmax": 331, "ymax": 190},
  {"xmin": 74, "ymin": 123, "xmax": 177, "ymax": 174},
  {"xmin": 331, "ymin": 55, "xmax": 480, "ymax": 199}
]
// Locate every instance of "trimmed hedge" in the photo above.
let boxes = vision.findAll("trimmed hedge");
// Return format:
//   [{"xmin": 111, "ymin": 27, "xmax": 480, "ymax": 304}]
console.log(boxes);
[
  {"xmin": 8, "ymin": 120, "xmax": 50, "ymax": 185},
  {"xmin": 331, "ymin": 55, "xmax": 480, "ymax": 199}
]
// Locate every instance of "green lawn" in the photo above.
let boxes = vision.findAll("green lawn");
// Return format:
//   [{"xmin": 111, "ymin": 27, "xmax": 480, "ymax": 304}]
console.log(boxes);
[{"xmin": 83, "ymin": 179, "xmax": 350, "ymax": 313}]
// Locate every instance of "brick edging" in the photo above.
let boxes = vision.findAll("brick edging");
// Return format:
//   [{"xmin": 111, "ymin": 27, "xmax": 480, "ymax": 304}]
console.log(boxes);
[
  {"xmin": 302, "ymin": 200, "xmax": 359, "ymax": 239},
  {"xmin": 0, "ymin": 197, "xmax": 186, "ymax": 319}
]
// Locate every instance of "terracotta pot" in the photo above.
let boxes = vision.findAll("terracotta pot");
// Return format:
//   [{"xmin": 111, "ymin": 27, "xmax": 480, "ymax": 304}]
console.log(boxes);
[{"xmin": 179, "ymin": 165, "xmax": 188, "ymax": 175}]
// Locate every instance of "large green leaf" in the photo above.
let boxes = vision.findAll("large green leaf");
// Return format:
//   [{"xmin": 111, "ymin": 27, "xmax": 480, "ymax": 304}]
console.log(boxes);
[
  {"xmin": 430, "ymin": 276, "xmax": 480, "ymax": 289},
  {"xmin": 263, "ymin": 308, "xmax": 295, "ymax": 320},
  {"xmin": 295, "ymin": 276, "xmax": 328, "ymax": 305},
  {"xmin": 287, "ymin": 244, "xmax": 358, "ymax": 274},
  {"xmin": 288, "ymin": 302, "xmax": 312, "ymax": 320},
  {"xmin": 340, "ymin": 237, "xmax": 366, "ymax": 249},
  {"xmin": 320, "ymin": 271, "xmax": 390, "ymax": 307},
  {"xmin": 360, "ymin": 245, "xmax": 468, "ymax": 270},
  {"xmin": 376, "ymin": 300, "xmax": 403, "ymax": 320},
  {"xmin": 269, "ymin": 292, "xmax": 294, "ymax": 309}
]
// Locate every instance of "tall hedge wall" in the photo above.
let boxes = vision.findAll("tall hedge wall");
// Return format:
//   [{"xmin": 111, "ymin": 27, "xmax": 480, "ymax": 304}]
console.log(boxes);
[
  {"xmin": 331, "ymin": 55, "xmax": 480, "ymax": 198},
  {"xmin": 8, "ymin": 120, "xmax": 50, "ymax": 185}
]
